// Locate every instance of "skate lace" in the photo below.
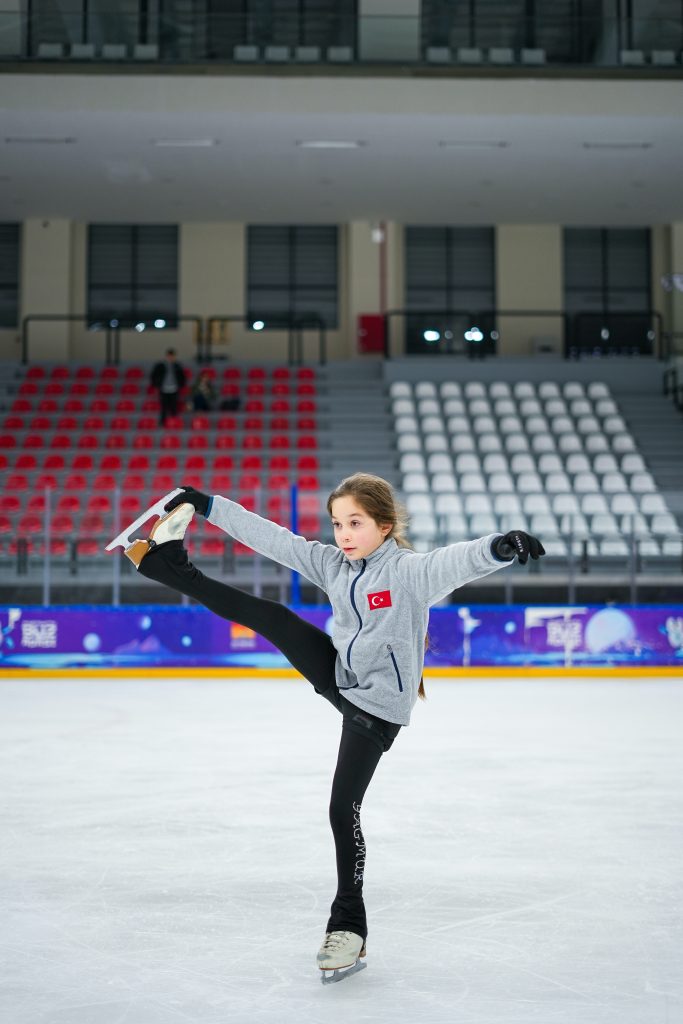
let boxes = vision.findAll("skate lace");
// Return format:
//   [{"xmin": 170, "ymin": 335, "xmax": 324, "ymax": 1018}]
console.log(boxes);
[{"xmin": 322, "ymin": 931, "xmax": 353, "ymax": 953}]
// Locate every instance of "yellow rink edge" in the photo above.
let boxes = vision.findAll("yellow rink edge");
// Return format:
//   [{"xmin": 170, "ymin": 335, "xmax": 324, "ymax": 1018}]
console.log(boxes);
[{"xmin": 0, "ymin": 666, "xmax": 681, "ymax": 678}]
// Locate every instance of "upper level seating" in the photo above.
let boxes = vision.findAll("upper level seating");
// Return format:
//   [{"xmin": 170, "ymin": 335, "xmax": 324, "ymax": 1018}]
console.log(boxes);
[{"xmin": 391, "ymin": 379, "xmax": 681, "ymax": 559}]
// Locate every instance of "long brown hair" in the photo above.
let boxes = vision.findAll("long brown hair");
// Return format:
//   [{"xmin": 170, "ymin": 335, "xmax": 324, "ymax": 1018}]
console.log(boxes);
[{"xmin": 326, "ymin": 472, "xmax": 428, "ymax": 701}]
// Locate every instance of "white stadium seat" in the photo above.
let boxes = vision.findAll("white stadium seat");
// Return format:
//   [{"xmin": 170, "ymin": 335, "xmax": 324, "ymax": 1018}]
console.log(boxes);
[
  {"xmin": 417, "ymin": 399, "xmax": 440, "ymax": 417},
  {"xmin": 581, "ymin": 493, "xmax": 608, "ymax": 515},
  {"xmin": 630, "ymin": 472, "xmax": 656, "ymax": 494},
  {"xmin": 442, "ymin": 514, "xmax": 468, "ymax": 540},
  {"xmin": 400, "ymin": 453, "xmax": 425, "ymax": 473},
  {"xmin": 590, "ymin": 513, "xmax": 620, "ymax": 536},
  {"xmin": 455, "ymin": 453, "xmax": 481, "ymax": 474},
  {"xmin": 544, "ymin": 399, "xmax": 567, "ymax": 417},
  {"xmin": 513, "ymin": 382, "xmax": 535, "ymax": 399},
  {"xmin": 610, "ymin": 493, "xmax": 638, "ymax": 515},
  {"xmin": 538, "ymin": 453, "xmax": 563, "ymax": 474},
  {"xmin": 595, "ymin": 399, "xmax": 619, "ymax": 418},
  {"xmin": 390, "ymin": 381, "xmax": 411, "ymax": 398},
  {"xmin": 464, "ymin": 382, "xmax": 486, "ymax": 398},
  {"xmin": 545, "ymin": 472, "xmax": 572, "ymax": 493},
  {"xmin": 432, "ymin": 473, "xmax": 457, "ymax": 493},
  {"xmin": 530, "ymin": 434, "xmax": 556, "ymax": 454},
  {"xmin": 620, "ymin": 453, "xmax": 646, "ymax": 474},
  {"xmin": 482, "ymin": 453, "xmax": 507, "ymax": 474},
  {"xmin": 504, "ymin": 434, "xmax": 529, "ymax": 453},
  {"xmin": 472, "ymin": 415, "xmax": 496, "ymax": 434},
  {"xmin": 451, "ymin": 435, "xmax": 476, "ymax": 453},
  {"xmin": 397, "ymin": 434, "xmax": 421, "ymax": 452},
  {"xmin": 587, "ymin": 382, "xmax": 610, "ymax": 399},
  {"xmin": 550, "ymin": 415, "xmax": 575, "ymax": 435},
  {"xmin": 563, "ymin": 382, "xmax": 584, "ymax": 399},
  {"xmin": 558, "ymin": 434, "xmax": 582, "ymax": 454},
  {"xmin": 599, "ymin": 538, "xmax": 630, "ymax": 557},
  {"xmin": 478, "ymin": 433, "xmax": 502, "ymax": 452},
  {"xmin": 469, "ymin": 399, "xmax": 491, "ymax": 416},
  {"xmin": 509, "ymin": 453, "xmax": 534, "ymax": 475},
  {"xmin": 650, "ymin": 513, "xmax": 679, "ymax": 535},
  {"xmin": 488, "ymin": 472, "xmax": 515, "ymax": 493},
  {"xmin": 639, "ymin": 493, "xmax": 667, "ymax": 515},
  {"xmin": 440, "ymin": 381, "xmax": 462, "ymax": 398},
  {"xmin": 460, "ymin": 473, "xmax": 487, "ymax": 493},
  {"xmin": 464, "ymin": 493, "xmax": 493, "ymax": 514},
  {"xmin": 569, "ymin": 399, "xmax": 592, "ymax": 417},
  {"xmin": 552, "ymin": 493, "xmax": 580, "ymax": 515},
  {"xmin": 415, "ymin": 382, "xmax": 437, "ymax": 398},
  {"xmin": 392, "ymin": 399, "xmax": 415, "ymax": 416},
  {"xmin": 493, "ymin": 399, "xmax": 516, "ymax": 417},
  {"xmin": 538, "ymin": 381, "xmax": 560, "ymax": 399},
  {"xmin": 447, "ymin": 415, "xmax": 470, "ymax": 435},
  {"xmin": 406, "ymin": 493, "xmax": 433, "ymax": 515},
  {"xmin": 422, "ymin": 416, "xmax": 445, "ymax": 434},
  {"xmin": 516, "ymin": 472, "xmax": 543, "ymax": 494},
  {"xmin": 469, "ymin": 513, "xmax": 498, "ymax": 535},
  {"xmin": 603, "ymin": 415, "xmax": 627, "ymax": 435},
  {"xmin": 611, "ymin": 434, "xmax": 636, "ymax": 453},
  {"xmin": 499, "ymin": 415, "xmax": 524, "ymax": 434},
  {"xmin": 424, "ymin": 434, "xmax": 448, "ymax": 452},
  {"xmin": 489, "ymin": 382, "xmax": 511, "ymax": 398},
  {"xmin": 410, "ymin": 514, "xmax": 438, "ymax": 540},
  {"xmin": 593, "ymin": 453, "xmax": 618, "ymax": 474},
  {"xmin": 519, "ymin": 399, "xmax": 542, "ymax": 417},
  {"xmin": 427, "ymin": 452, "xmax": 452, "ymax": 474},
  {"xmin": 601, "ymin": 472, "xmax": 628, "ymax": 494},
  {"xmin": 434, "ymin": 493, "xmax": 463, "ymax": 515},
  {"xmin": 576, "ymin": 416, "xmax": 601, "ymax": 435},
  {"xmin": 530, "ymin": 513, "xmax": 559, "ymax": 536},
  {"xmin": 584, "ymin": 435, "xmax": 609, "ymax": 454},
  {"xmin": 566, "ymin": 453, "xmax": 591, "ymax": 474},
  {"xmin": 493, "ymin": 493, "xmax": 522, "ymax": 516},
  {"xmin": 524, "ymin": 415, "xmax": 549, "ymax": 435},
  {"xmin": 403, "ymin": 472, "xmax": 429, "ymax": 493},
  {"xmin": 443, "ymin": 398, "xmax": 466, "ymax": 416},
  {"xmin": 396, "ymin": 415, "xmax": 419, "ymax": 433}
]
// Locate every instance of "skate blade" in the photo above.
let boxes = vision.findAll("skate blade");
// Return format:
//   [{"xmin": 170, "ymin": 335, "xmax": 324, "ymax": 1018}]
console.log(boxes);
[
  {"xmin": 104, "ymin": 489, "xmax": 184, "ymax": 552},
  {"xmin": 320, "ymin": 959, "xmax": 367, "ymax": 985}
]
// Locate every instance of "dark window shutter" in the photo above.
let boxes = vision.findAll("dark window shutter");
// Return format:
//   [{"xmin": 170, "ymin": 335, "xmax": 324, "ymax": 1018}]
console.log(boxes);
[
  {"xmin": 247, "ymin": 225, "xmax": 338, "ymax": 328},
  {"xmin": 87, "ymin": 225, "xmax": 178, "ymax": 327},
  {"xmin": 0, "ymin": 223, "xmax": 20, "ymax": 329}
]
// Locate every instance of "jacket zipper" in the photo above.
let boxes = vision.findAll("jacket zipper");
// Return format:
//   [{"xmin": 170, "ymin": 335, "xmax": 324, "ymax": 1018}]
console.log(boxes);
[
  {"xmin": 386, "ymin": 644, "xmax": 403, "ymax": 692},
  {"xmin": 346, "ymin": 559, "xmax": 366, "ymax": 670}
]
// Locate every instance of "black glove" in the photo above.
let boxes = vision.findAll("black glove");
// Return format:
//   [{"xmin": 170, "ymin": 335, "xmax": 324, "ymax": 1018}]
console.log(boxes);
[
  {"xmin": 492, "ymin": 530, "xmax": 545, "ymax": 565},
  {"xmin": 164, "ymin": 485, "xmax": 211, "ymax": 517}
]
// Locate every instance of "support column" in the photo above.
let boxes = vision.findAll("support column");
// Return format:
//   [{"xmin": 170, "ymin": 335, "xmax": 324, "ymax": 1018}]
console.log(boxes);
[
  {"xmin": 495, "ymin": 224, "xmax": 564, "ymax": 357},
  {"xmin": 670, "ymin": 223, "xmax": 683, "ymax": 357},
  {"xmin": 359, "ymin": 0, "xmax": 420, "ymax": 61},
  {"xmin": 21, "ymin": 218, "xmax": 72, "ymax": 363}
]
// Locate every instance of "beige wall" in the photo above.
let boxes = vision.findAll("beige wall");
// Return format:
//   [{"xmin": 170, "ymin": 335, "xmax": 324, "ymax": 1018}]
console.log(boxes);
[
  {"xmin": 495, "ymin": 225, "xmax": 564, "ymax": 357},
  {"xmin": 6, "ymin": 217, "xmax": 677, "ymax": 365}
]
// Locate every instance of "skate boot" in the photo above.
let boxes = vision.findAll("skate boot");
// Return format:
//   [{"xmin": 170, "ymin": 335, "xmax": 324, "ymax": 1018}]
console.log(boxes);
[
  {"xmin": 317, "ymin": 931, "xmax": 367, "ymax": 985},
  {"xmin": 105, "ymin": 487, "xmax": 184, "ymax": 554},
  {"xmin": 122, "ymin": 503, "xmax": 195, "ymax": 568}
]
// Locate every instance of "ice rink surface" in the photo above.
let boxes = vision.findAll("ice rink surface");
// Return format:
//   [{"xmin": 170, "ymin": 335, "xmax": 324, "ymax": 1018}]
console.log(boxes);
[{"xmin": 1, "ymin": 674, "xmax": 682, "ymax": 1024}]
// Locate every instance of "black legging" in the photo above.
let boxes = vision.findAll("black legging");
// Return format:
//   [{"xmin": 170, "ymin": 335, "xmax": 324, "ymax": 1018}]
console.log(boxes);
[{"xmin": 138, "ymin": 540, "xmax": 401, "ymax": 941}]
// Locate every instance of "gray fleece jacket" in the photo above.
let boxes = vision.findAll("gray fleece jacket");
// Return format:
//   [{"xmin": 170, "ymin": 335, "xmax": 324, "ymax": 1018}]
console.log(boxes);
[{"xmin": 207, "ymin": 495, "xmax": 512, "ymax": 726}]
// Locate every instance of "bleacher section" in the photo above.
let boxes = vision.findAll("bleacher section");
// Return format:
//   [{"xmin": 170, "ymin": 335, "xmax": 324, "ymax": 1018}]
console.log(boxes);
[
  {"xmin": 0, "ymin": 363, "xmax": 325, "ymax": 566},
  {"xmin": 391, "ymin": 379, "xmax": 681, "ymax": 560}
]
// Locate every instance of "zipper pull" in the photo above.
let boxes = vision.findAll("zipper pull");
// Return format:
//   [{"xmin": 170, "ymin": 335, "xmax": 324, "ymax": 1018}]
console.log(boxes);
[{"xmin": 386, "ymin": 644, "xmax": 392, "ymax": 652}]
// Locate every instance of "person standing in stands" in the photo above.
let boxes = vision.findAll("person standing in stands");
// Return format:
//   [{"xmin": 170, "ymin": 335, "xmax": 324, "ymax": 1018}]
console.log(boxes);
[{"xmin": 150, "ymin": 348, "xmax": 187, "ymax": 425}]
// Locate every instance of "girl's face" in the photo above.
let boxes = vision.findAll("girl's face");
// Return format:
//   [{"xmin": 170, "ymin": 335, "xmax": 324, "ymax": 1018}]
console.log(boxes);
[{"xmin": 330, "ymin": 496, "xmax": 392, "ymax": 561}]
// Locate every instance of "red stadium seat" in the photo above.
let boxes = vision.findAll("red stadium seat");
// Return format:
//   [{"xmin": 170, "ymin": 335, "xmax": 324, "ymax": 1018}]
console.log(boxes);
[
  {"xmin": 0, "ymin": 495, "xmax": 22, "ymax": 513},
  {"xmin": 266, "ymin": 494, "xmax": 288, "ymax": 519},
  {"xmin": 84, "ymin": 416, "xmax": 106, "ymax": 430},
  {"xmin": 100, "ymin": 365, "xmax": 119, "ymax": 379},
  {"xmin": 115, "ymin": 398, "xmax": 136, "ymax": 412},
  {"xmin": 242, "ymin": 455, "xmax": 263, "ymax": 470},
  {"xmin": 245, "ymin": 416, "xmax": 264, "ymax": 431},
  {"xmin": 238, "ymin": 474, "xmax": 261, "ymax": 490},
  {"xmin": 271, "ymin": 399, "xmax": 290, "ymax": 412},
  {"xmin": 128, "ymin": 454, "xmax": 150, "ymax": 470},
  {"xmin": 0, "ymin": 436, "xmax": 16, "ymax": 452},
  {"xmin": 273, "ymin": 367, "xmax": 291, "ymax": 379},
  {"xmin": 223, "ymin": 367, "xmax": 241, "ymax": 380},
  {"xmin": 71, "ymin": 454, "xmax": 94, "ymax": 470},
  {"xmin": 270, "ymin": 455, "xmax": 290, "ymax": 470},
  {"xmin": 160, "ymin": 434, "xmax": 181, "ymax": 450},
  {"xmin": 298, "ymin": 514, "xmax": 321, "ymax": 534},
  {"xmin": 270, "ymin": 417, "xmax": 290, "ymax": 431},
  {"xmin": 297, "ymin": 367, "xmax": 315, "ymax": 379},
  {"xmin": 64, "ymin": 473, "xmax": 88, "ymax": 491},
  {"xmin": 100, "ymin": 454, "xmax": 123, "ymax": 471},
  {"xmin": 200, "ymin": 538, "xmax": 224, "ymax": 557},
  {"xmin": 183, "ymin": 474, "xmax": 205, "ymax": 490},
  {"xmin": 75, "ymin": 539, "xmax": 101, "ymax": 555},
  {"xmin": 297, "ymin": 435, "xmax": 317, "ymax": 449},
  {"xmin": 191, "ymin": 415, "xmax": 211, "ymax": 430},
  {"xmin": 244, "ymin": 399, "xmax": 264, "ymax": 413},
  {"xmin": 28, "ymin": 494, "xmax": 48, "ymax": 512},
  {"xmin": 34, "ymin": 474, "xmax": 58, "ymax": 490},
  {"xmin": 6, "ymin": 473, "xmax": 29, "ymax": 490},
  {"xmin": 87, "ymin": 494, "xmax": 112, "ymax": 513},
  {"xmin": 124, "ymin": 366, "xmax": 145, "ymax": 379},
  {"xmin": 44, "ymin": 381, "xmax": 65, "ymax": 395},
  {"xmin": 157, "ymin": 453, "xmax": 179, "ymax": 470},
  {"xmin": 3, "ymin": 416, "xmax": 24, "ymax": 430},
  {"xmin": 188, "ymin": 435, "xmax": 208, "ymax": 450},
  {"xmin": 80, "ymin": 513, "xmax": 105, "ymax": 533},
  {"xmin": 77, "ymin": 434, "xmax": 99, "ymax": 449},
  {"xmin": 56, "ymin": 416, "xmax": 78, "ymax": 431},
  {"xmin": 15, "ymin": 454, "xmax": 38, "ymax": 469},
  {"xmin": 0, "ymin": 514, "xmax": 12, "ymax": 535},
  {"xmin": 26, "ymin": 366, "xmax": 46, "ymax": 379},
  {"xmin": 217, "ymin": 415, "xmax": 237, "ymax": 430},
  {"xmin": 267, "ymin": 474, "xmax": 290, "ymax": 490},
  {"xmin": 122, "ymin": 474, "xmax": 146, "ymax": 491},
  {"xmin": 22, "ymin": 434, "xmax": 43, "ymax": 448},
  {"xmin": 185, "ymin": 454, "xmax": 206, "ymax": 470},
  {"xmin": 151, "ymin": 474, "xmax": 175, "ymax": 491},
  {"xmin": 271, "ymin": 435, "xmax": 290, "ymax": 449},
  {"xmin": 214, "ymin": 454, "xmax": 234, "ymax": 469},
  {"xmin": 272, "ymin": 383, "xmax": 290, "ymax": 396},
  {"xmin": 75, "ymin": 366, "xmax": 96, "ymax": 379},
  {"xmin": 18, "ymin": 381, "xmax": 39, "ymax": 395},
  {"xmin": 297, "ymin": 417, "xmax": 316, "ymax": 430},
  {"xmin": 94, "ymin": 382, "xmax": 114, "ymax": 395},
  {"xmin": 136, "ymin": 416, "xmax": 157, "ymax": 431},
  {"xmin": 237, "ymin": 493, "xmax": 258, "ymax": 512},
  {"xmin": 64, "ymin": 398, "xmax": 85, "ymax": 412},
  {"xmin": 89, "ymin": 398, "xmax": 110, "ymax": 412},
  {"xmin": 133, "ymin": 435, "xmax": 153, "ymax": 449},
  {"xmin": 297, "ymin": 455, "xmax": 319, "ymax": 470},
  {"xmin": 141, "ymin": 398, "xmax": 157, "ymax": 412},
  {"xmin": 106, "ymin": 434, "xmax": 127, "ymax": 449},
  {"xmin": 296, "ymin": 399, "xmax": 316, "ymax": 412},
  {"xmin": 243, "ymin": 435, "xmax": 263, "ymax": 450},
  {"xmin": 247, "ymin": 367, "xmax": 266, "ymax": 379},
  {"xmin": 165, "ymin": 416, "xmax": 184, "ymax": 430},
  {"xmin": 216, "ymin": 435, "xmax": 235, "ymax": 450},
  {"xmin": 221, "ymin": 383, "xmax": 240, "ymax": 398},
  {"xmin": 121, "ymin": 495, "xmax": 142, "ymax": 514},
  {"xmin": 298, "ymin": 474, "xmax": 320, "ymax": 490},
  {"xmin": 29, "ymin": 416, "xmax": 52, "ymax": 431},
  {"xmin": 93, "ymin": 474, "xmax": 116, "ymax": 490},
  {"xmin": 17, "ymin": 512, "xmax": 43, "ymax": 534},
  {"xmin": 42, "ymin": 454, "xmax": 66, "ymax": 471},
  {"xmin": 11, "ymin": 399, "xmax": 32, "ymax": 412},
  {"xmin": 111, "ymin": 416, "xmax": 132, "ymax": 430},
  {"xmin": 246, "ymin": 382, "xmax": 265, "ymax": 396},
  {"xmin": 52, "ymin": 514, "xmax": 75, "ymax": 536},
  {"xmin": 209, "ymin": 474, "xmax": 232, "ymax": 491},
  {"xmin": 56, "ymin": 495, "xmax": 81, "ymax": 513}
]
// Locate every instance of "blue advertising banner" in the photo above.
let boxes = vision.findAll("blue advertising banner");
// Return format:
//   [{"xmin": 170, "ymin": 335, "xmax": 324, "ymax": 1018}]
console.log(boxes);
[{"xmin": 1, "ymin": 605, "xmax": 682, "ymax": 670}]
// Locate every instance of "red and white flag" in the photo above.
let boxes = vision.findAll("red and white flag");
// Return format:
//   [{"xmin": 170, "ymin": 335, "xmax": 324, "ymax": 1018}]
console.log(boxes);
[{"xmin": 367, "ymin": 590, "xmax": 392, "ymax": 610}]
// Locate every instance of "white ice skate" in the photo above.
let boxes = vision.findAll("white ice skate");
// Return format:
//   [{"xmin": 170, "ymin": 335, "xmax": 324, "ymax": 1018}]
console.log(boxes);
[
  {"xmin": 317, "ymin": 931, "xmax": 367, "ymax": 985},
  {"xmin": 104, "ymin": 488, "xmax": 184, "ymax": 553}
]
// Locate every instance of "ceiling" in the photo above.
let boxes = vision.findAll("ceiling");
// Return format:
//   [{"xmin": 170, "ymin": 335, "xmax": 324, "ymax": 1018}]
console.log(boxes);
[{"xmin": 1, "ymin": 71, "xmax": 682, "ymax": 225}]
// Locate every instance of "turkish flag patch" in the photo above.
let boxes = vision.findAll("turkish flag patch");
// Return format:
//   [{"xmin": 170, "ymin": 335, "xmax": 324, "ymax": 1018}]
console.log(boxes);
[{"xmin": 368, "ymin": 590, "xmax": 392, "ymax": 610}]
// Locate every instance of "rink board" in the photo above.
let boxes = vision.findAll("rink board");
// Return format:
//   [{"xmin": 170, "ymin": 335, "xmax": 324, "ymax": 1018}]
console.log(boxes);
[{"xmin": 1, "ymin": 604, "xmax": 682, "ymax": 670}]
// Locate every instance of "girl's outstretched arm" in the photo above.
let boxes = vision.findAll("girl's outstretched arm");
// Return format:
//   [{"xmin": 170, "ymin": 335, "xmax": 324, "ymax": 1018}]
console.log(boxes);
[{"xmin": 165, "ymin": 486, "xmax": 342, "ymax": 593}]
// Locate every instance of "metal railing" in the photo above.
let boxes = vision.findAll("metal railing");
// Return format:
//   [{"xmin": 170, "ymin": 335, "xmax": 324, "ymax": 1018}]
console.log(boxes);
[{"xmin": 383, "ymin": 308, "xmax": 665, "ymax": 360}]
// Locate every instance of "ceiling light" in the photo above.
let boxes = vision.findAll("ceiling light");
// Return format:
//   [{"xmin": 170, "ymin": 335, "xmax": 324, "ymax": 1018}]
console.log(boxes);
[
  {"xmin": 152, "ymin": 139, "xmax": 219, "ymax": 148},
  {"xmin": 582, "ymin": 142, "xmax": 652, "ymax": 150},
  {"xmin": 4, "ymin": 136, "xmax": 77, "ymax": 144},
  {"xmin": 297, "ymin": 140, "xmax": 364, "ymax": 149},
  {"xmin": 439, "ymin": 140, "xmax": 509, "ymax": 149}
]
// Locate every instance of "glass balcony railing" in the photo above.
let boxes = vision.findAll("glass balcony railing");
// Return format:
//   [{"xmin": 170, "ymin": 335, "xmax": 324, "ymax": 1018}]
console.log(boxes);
[{"xmin": 1, "ymin": 11, "xmax": 681, "ymax": 69}]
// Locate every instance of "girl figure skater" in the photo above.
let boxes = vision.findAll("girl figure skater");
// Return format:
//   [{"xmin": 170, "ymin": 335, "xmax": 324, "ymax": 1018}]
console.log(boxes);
[{"xmin": 115, "ymin": 474, "xmax": 544, "ymax": 983}]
